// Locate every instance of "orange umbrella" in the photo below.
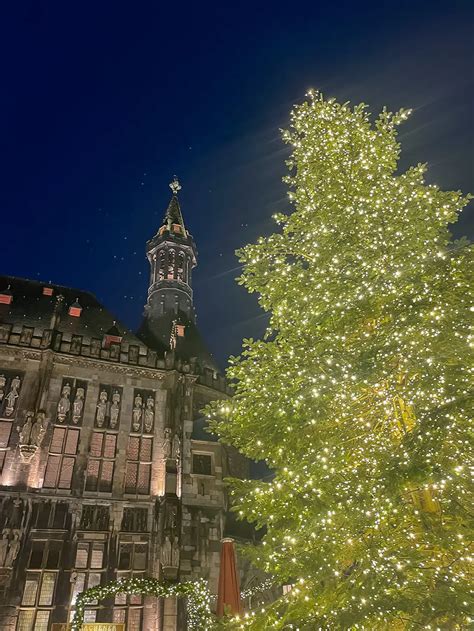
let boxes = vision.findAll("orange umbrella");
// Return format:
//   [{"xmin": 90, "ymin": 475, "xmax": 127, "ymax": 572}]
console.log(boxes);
[{"xmin": 217, "ymin": 538, "xmax": 242, "ymax": 617}]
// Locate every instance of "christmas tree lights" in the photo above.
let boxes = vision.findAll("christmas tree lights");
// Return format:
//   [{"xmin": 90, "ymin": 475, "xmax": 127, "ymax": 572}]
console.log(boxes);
[{"xmin": 207, "ymin": 92, "xmax": 473, "ymax": 628}]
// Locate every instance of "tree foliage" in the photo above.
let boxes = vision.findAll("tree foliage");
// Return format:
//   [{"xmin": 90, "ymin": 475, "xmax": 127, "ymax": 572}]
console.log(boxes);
[{"xmin": 207, "ymin": 92, "xmax": 473, "ymax": 629}]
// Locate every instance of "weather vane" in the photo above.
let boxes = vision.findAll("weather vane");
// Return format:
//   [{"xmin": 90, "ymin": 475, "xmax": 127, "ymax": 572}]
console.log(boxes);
[{"xmin": 169, "ymin": 176, "xmax": 181, "ymax": 195}]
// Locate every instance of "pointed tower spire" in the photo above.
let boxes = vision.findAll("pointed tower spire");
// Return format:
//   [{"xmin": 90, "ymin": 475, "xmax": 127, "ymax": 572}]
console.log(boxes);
[
  {"xmin": 137, "ymin": 181, "xmax": 219, "ymax": 371},
  {"xmin": 142, "ymin": 179, "xmax": 197, "ymax": 324},
  {"xmin": 164, "ymin": 177, "xmax": 187, "ymax": 234}
]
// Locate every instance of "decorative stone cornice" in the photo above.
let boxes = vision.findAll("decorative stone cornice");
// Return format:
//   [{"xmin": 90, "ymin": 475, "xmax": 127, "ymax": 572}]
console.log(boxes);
[
  {"xmin": 0, "ymin": 347, "xmax": 42, "ymax": 362},
  {"xmin": 53, "ymin": 354, "xmax": 166, "ymax": 380}
]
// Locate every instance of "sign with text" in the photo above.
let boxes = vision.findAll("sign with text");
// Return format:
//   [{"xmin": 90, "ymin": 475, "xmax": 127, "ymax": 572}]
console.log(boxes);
[{"xmin": 51, "ymin": 625, "xmax": 125, "ymax": 631}]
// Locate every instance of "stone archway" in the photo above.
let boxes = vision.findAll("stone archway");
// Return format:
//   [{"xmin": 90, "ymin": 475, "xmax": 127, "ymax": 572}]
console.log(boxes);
[{"xmin": 71, "ymin": 576, "xmax": 214, "ymax": 631}]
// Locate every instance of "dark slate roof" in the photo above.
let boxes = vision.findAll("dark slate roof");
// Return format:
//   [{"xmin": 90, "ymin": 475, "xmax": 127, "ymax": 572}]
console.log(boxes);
[
  {"xmin": 0, "ymin": 275, "xmax": 144, "ymax": 346},
  {"xmin": 137, "ymin": 309, "xmax": 220, "ymax": 373}
]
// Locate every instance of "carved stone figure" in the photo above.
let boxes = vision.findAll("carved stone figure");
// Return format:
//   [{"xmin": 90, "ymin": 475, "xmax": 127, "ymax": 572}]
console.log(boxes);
[
  {"xmin": 171, "ymin": 538, "xmax": 180, "ymax": 567},
  {"xmin": 7, "ymin": 498, "xmax": 23, "ymax": 530},
  {"xmin": 143, "ymin": 396, "xmax": 154, "ymax": 432},
  {"xmin": 5, "ymin": 376, "xmax": 21, "ymax": 417},
  {"xmin": 57, "ymin": 383, "xmax": 71, "ymax": 422},
  {"xmin": 18, "ymin": 412, "xmax": 34, "ymax": 445},
  {"xmin": 5, "ymin": 532, "xmax": 20, "ymax": 567},
  {"xmin": 96, "ymin": 390, "xmax": 108, "ymax": 427},
  {"xmin": 0, "ymin": 375, "xmax": 5, "ymax": 402},
  {"xmin": 171, "ymin": 432, "xmax": 181, "ymax": 463},
  {"xmin": 72, "ymin": 387, "xmax": 85, "ymax": 424},
  {"xmin": 165, "ymin": 503, "xmax": 178, "ymax": 537},
  {"xmin": 109, "ymin": 391, "xmax": 121, "ymax": 428},
  {"xmin": 161, "ymin": 535, "xmax": 172, "ymax": 566},
  {"xmin": 0, "ymin": 532, "xmax": 9, "ymax": 566},
  {"xmin": 132, "ymin": 394, "xmax": 143, "ymax": 431},
  {"xmin": 90, "ymin": 338, "xmax": 101, "ymax": 356},
  {"xmin": 70, "ymin": 336, "xmax": 81, "ymax": 354},
  {"xmin": 29, "ymin": 411, "xmax": 47, "ymax": 447},
  {"xmin": 162, "ymin": 427, "xmax": 172, "ymax": 459}
]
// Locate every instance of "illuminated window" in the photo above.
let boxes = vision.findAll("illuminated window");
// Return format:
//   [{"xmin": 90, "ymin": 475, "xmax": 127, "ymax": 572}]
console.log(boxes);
[
  {"xmin": 124, "ymin": 436, "xmax": 152, "ymax": 495},
  {"xmin": 20, "ymin": 571, "xmax": 57, "ymax": 607},
  {"xmin": 43, "ymin": 427, "xmax": 79, "ymax": 489},
  {"xmin": 115, "ymin": 541, "xmax": 147, "ymax": 621},
  {"xmin": 17, "ymin": 609, "xmax": 50, "ymax": 631},
  {"xmin": 85, "ymin": 432, "xmax": 116, "ymax": 492},
  {"xmin": 71, "ymin": 541, "xmax": 105, "ymax": 608}
]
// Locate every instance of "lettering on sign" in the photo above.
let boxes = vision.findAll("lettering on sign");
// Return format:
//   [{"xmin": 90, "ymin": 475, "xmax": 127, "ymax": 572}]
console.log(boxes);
[{"xmin": 51, "ymin": 625, "xmax": 125, "ymax": 631}]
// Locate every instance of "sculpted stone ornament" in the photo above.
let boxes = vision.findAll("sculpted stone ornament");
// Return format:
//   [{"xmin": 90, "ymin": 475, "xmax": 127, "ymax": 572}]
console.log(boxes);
[
  {"xmin": 18, "ymin": 410, "xmax": 48, "ymax": 463},
  {"xmin": 0, "ymin": 532, "xmax": 8, "ymax": 566},
  {"xmin": 5, "ymin": 532, "xmax": 20, "ymax": 567},
  {"xmin": 171, "ymin": 538, "xmax": 180, "ymax": 567},
  {"xmin": 96, "ymin": 390, "xmax": 108, "ymax": 427},
  {"xmin": 0, "ymin": 375, "xmax": 5, "ymax": 402},
  {"xmin": 5, "ymin": 376, "xmax": 21, "ymax": 417},
  {"xmin": 72, "ymin": 387, "xmax": 85, "ymax": 424},
  {"xmin": 162, "ymin": 427, "xmax": 172, "ymax": 460},
  {"xmin": 132, "ymin": 394, "xmax": 143, "ymax": 431},
  {"xmin": 171, "ymin": 432, "xmax": 181, "ymax": 464},
  {"xmin": 143, "ymin": 396, "xmax": 154, "ymax": 433},
  {"xmin": 57, "ymin": 383, "xmax": 71, "ymax": 422},
  {"xmin": 161, "ymin": 535, "xmax": 172, "ymax": 567},
  {"xmin": 109, "ymin": 391, "xmax": 121, "ymax": 428}
]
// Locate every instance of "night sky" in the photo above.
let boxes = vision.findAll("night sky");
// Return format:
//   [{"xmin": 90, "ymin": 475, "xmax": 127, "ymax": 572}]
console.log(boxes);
[{"xmin": 1, "ymin": 1, "xmax": 472, "ymax": 369}]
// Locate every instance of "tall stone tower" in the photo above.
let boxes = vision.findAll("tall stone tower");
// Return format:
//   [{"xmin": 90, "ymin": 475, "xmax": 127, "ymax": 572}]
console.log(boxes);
[{"xmin": 139, "ymin": 178, "xmax": 217, "ymax": 370}]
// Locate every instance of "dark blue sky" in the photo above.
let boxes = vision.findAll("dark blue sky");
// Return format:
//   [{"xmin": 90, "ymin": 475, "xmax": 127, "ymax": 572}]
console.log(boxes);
[{"xmin": 1, "ymin": 1, "xmax": 472, "ymax": 368}]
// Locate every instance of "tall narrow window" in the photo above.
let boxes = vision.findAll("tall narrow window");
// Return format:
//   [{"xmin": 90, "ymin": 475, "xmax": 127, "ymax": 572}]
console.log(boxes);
[
  {"xmin": 43, "ymin": 427, "xmax": 79, "ymax": 489},
  {"xmin": 115, "ymin": 542, "xmax": 148, "ymax": 625},
  {"xmin": 18, "ymin": 540, "xmax": 62, "ymax": 631},
  {"xmin": 158, "ymin": 250, "xmax": 165, "ymax": 281},
  {"xmin": 177, "ymin": 252, "xmax": 184, "ymax": 281},
  {"xmin": 167, "ymin": 249, "xmax": 175, "ymax": 280},
  {"xmin": 85, "ymin": 432, "xmax": 116, "ymax": 492},
  {"xmin": 124, "ymin": 436, "xmax": 152, "ymax": 495},
  {"xmin": 70, "ymin": 541, "xmax": 106, "ymax": 623}
]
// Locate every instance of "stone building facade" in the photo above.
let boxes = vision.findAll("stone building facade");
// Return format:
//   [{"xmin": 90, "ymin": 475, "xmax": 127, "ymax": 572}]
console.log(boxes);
[{"xmin": 0, "ymin": 182, "xmax": 247, "ymax": 630}]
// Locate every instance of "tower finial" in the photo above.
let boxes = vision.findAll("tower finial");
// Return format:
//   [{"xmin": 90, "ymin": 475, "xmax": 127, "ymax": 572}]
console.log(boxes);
[{"xmin": 169, "ymin": 176, "xmax": 181, "ymax": 195}]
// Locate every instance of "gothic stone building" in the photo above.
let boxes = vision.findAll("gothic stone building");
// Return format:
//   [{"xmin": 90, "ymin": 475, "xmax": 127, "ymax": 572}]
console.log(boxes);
[{"xmin": 0, "ymin": 183, "xmax": 247, "ymax": 630}]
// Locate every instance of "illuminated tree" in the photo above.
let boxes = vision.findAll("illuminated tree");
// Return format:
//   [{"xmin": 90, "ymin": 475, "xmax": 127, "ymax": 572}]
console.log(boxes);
[{"xmin": 207, "ymin": 92, "xmax": 473, "ymax": 629}]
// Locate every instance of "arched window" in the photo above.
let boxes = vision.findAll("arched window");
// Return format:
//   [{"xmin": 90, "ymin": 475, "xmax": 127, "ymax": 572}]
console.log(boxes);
[
  {"xmin": 177, "ymin": 253, "xmax": 184, "ymax": 281},
  {"xmin": 158, "ymin": 251, "xmax": 165, "ymax": 281},
  {"xmin": 167, "ymin": 250, "xmax": 175, "ymax": 280}
]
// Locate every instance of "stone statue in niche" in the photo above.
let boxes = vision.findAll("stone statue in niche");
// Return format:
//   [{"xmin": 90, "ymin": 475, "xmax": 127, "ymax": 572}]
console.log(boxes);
[
  {"xmin": 171, "ymin": 432, "xmax": 181, "ymax": 463},
  {"xmin": 171, "ymin": 538, "xmax": 180, "ymax": 567},
  {"xmin": 6, "ymin": 497, "xmax": 23, "ymax": 530},
  {"xmin": 162, "ymin": 427, "xmax": 172, "ymax": 459},
  {"xmin": 164, "ymin": 503, "xmax": 178, "ymax": 533},
  {"xmin": 57, "ymin": 383, "xmax": 71, "ymax": 422},
  {"xmin": 5, "ymin": 376, "xmax": 21, "ymax": 417},
  {"xmin": 70, "ymin": 336, "xmax": 81, "ymax": 354},
  {"xmin": 132, "ymin": 394, "xmax": 143, "ymax": 431},
  {"xmin": 0, "ymin": 532, "xmax": 9, "ymax": 566},
  {"xmin": 109, "ymin": 391, "xmax": 120, "ymax": 428},
  {"xmin": 5, "ymin": 532, "xmax": 20, "ymax": 567},
  {"xmin": 96, "ymin": 391, "xmax": 108, "ymax": 427},
  {"xmin": 0, "ymin": 375, "xmax": 6, "ymax": 402},
  {"xmin": 72, "ymin": 387, "xmax": 85, "ymax": 424},
  {"xmin": 143, "ymin": 396, "xmax": 154, "ymax": 433},
  {"xmin": 161, "ymin": 535, "xmax": 172, "ymax": 566},
  {"xmin": 18, "ymin": 410, "xmax": 48, "ymax": 463},
  {"xmin": 90, "ymin": 338, "xmax": 101, "ymax": 356}
]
